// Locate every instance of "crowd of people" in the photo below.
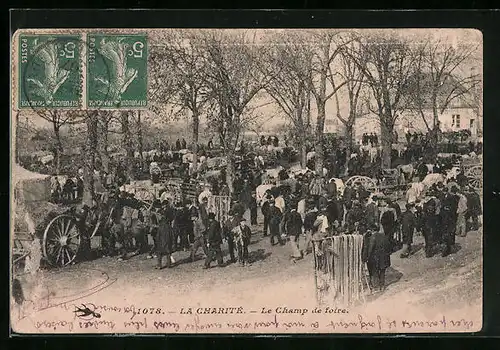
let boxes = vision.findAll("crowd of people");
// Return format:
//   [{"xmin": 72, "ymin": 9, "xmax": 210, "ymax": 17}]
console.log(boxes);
[
  {"xmin": 75, "ymin": 151, "xmax": 482, "ymax": 293},
  {"xmin": 43, "ymin": 127, "xmax": 482, "ymax": 294}
]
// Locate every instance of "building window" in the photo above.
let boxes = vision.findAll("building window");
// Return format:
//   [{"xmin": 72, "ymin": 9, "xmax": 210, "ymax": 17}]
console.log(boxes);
[{"xmin": 452, "ymin": 114, "xmax": 461, "ymax": 128}]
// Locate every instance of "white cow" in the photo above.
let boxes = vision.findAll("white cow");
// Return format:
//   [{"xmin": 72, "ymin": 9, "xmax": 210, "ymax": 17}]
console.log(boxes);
[
  {"xmin": 406, "ymin": 182, "xmax": 426, "ymax": 204},
  {"xmin": 421, "ymin": 173, "xmax": 445, "ymax": 188},
  {"xmin": 256, "ymin": 184, "xmax": 274, "ymax": 205}
]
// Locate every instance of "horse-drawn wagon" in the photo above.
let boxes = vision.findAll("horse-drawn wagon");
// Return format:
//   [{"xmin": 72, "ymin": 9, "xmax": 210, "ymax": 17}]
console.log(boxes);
[{"xmin": 462, "ymin": 156, "xmax": 482, "ymax": 191}]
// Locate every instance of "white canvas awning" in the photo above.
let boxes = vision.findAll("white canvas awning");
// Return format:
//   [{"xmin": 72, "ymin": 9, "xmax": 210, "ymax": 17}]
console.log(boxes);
[{"xmin": 12, "ymin": 163, "xmax": 51, "ymax": 203}]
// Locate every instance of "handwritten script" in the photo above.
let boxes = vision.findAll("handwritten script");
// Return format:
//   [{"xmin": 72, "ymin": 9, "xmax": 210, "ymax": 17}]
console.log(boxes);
[{"xmin": 21, "ymin": 303, "xmax": 478, "ymax": 333}]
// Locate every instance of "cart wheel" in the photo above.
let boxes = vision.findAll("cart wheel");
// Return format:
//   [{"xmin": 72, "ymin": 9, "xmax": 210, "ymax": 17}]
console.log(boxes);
[
  {"xmin": 466, "ymin": 165, "xmax": 482, "ymax": 191},
  {"xmin": 345, "ymin": 175, "xmax": 379, "ymax": 193},
  {"xmin": 42, "ymin": 214, "xmax": 81, "ymax": 267}
]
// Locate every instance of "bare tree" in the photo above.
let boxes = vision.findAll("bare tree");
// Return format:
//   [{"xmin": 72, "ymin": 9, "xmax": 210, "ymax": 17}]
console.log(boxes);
[
  {"xmin": 262, "ymin": 34, "xmax": 312, "ymax": 168},
  {"xmin": 335, "ymin": 40, "xmax": 367, "ymax": 174},
  {"xmin": 301, "ymin": 30, "xmax": 355, "ymax": 173},
  {"xmin": 201, "ymin": 30, "xmax": 273, "ymax": 192},
  {"xmin": 348, "ymin": 33, "xmax": 417, "ymax": 169},
  {"xmin": 150, "ymin": 30, "xmax": 211, "ymax": 171},
  {"xmin": 34, "ymin": 109, "xmax": 84, "ymax": 173},
  {"xmin": 411, "ymin": 39, "xmax": 481, "ymax": 146}
]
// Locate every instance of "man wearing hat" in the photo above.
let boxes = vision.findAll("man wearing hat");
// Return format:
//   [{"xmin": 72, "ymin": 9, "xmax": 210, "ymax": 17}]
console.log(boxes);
[
  {"xmin": 249, "ymin": 191, "xmax": 258, "ymax": 226},
  {"xmin": 223, "ymin": 211, "xmax": 239, "ymax": 263},
  {"xmin": 365, "ymin": 195, "xmax": 380, "ymax": 231},
  {"xmin": 465, "ymin": 184, "xmax": 481, "ymax": 231},
  {"xmin": 204, "ymin": 213, "xmax": 224, "ymax": 268},
  {"xmin": 261, "ymin": 193, "xmax": 273, "ymax": 236},
  {"xmin": 233, "ymin": 217, "xmax": 252, "ymax": 266},
  {"xmin": 286, "ymin": 206, "xmax": 304, "ymax": 261},
  {"xmin": 378, "ymin": 195, "xmax": 397, "ymax": 251},
  {"xmin": 441, "ymin": 185, "xmax": 459, "ymax": 257},
  {"xmin": 400, "ymin": 202, "xmax": 417, "ymax": 258},
  {"xmin": 362, "ymin": 223, "xmax": 391, "ymax": 292},
  {"xmin": 268, "ymin": 201, "xmax": 284, "ymax": 246}
]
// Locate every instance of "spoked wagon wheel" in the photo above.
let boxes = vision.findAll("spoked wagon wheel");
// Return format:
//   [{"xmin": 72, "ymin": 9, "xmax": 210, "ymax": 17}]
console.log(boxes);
[
  {"xmin": 42, "ymin": 214, "xmax": 81, "ymax": 267},
  {"xmin": 466, "ymin": 165, "xmax": 482, "ymax": 191},
  {"xmin": 345, "ymin": 175, "xmax": 379, "ymax": 193}
]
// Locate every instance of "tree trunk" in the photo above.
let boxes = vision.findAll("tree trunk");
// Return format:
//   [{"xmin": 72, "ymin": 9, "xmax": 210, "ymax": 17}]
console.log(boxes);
[
  {"xmin": 120, "ymin": 111, "xmax": 135, "ymax": 182},
  {"xmin": 300, "ymin": 137, "xmax": 307, "ymax": 169},
  {"xmin": 226, "ymin": 153, "xmax": 234, "ymax": 195},
  {"xmin": 191, "ymin": 110, "xmax": 199, "ymax": 174},
  {"xmin": 137, "ymin": 110, "xmax": 144, "ymax": 159},
  {"xmin": 342, "ymin": 121, "xmax": 354, "ymax": 176},
  {"xmin": 52, "ymin": 120, "xmax": 64, "ymax": 174},
  {"xmin": 15, "ymin": 112, "xmax": 20, "ymax": 164},
  {"xmin": 380, "ymin": 118, "xmax": 392, "ymax": 169},
  {"xmin": 83, "ymin": 112, "xmax": 98, "ymax": 207},
  {"xmin": 100, "ymin": 121, "xmax": 110, "ymax": 173},
  {"xmin": 315, "ymin": 99, "xmax": 326, "ymax": 174}
]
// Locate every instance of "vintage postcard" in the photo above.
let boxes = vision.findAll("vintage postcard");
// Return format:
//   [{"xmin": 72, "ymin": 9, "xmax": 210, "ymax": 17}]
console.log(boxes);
[{"xmin": 10, "ymin": 27, "xmax": 483, "ymax": 334}]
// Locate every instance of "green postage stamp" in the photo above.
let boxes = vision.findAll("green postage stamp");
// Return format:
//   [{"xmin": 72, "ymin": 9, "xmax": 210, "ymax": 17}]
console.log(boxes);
[
  {"xmin": 87, "ymin": 34, "xmax": 148, "ymax": 109},
  {"xmin": 18, "ymin": 34, "xmax": 82, "ymax": 109}
]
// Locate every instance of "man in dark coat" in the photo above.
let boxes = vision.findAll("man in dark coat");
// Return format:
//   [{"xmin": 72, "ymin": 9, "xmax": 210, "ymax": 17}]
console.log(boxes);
[
  {"xmin": 441, "ymin": 186, "xmax": 460, "ymax": 257},
  {"xmin": 249, "ymin": 191, "xmax": 258, "ymax": 226},
  {"xmin": 261, "ymin": 194, "xmax": 272, "ymax": 236},
  {"xmin": 268, "ymin": 201, "xmax": 284, "ymax": 246},
  {"xmin": 422, "ymin": 194, "xmax": 439, "ymax": 257},
  {"xmin": 233, "ymin": 217, "xmax": 252, "ymax": 266},
  {"xmin": 303, "ymin": 205, "xmax": 319, "ymax": 255},
  {"xmin": 181, "ymin": 138, "xmax": 187, "ymax": 149},
  {"xmin": 223, "ymin": 212, "xmax": 239, "ymax": 263},
  {"xmin": 465, "ymin": 185, "xmax": 482, "ymax": 231},
  {"xmin": 156, "ymin": 202, "xmax": 176, "ymax": 269},
  {"xmin": 379, "ymin": 197, "xmax": 397, "ymax": 251},
  {"xmin": 364, "ymin": 196, "xmax": 380, "ymax": 231},
  {"xmin": 175, "ymin": 139, "xmax": 181, "ymax": 151},
  {"xmin": 286, "ymin": 208, "xmax": 304, "ymax": 261},
  {"xmin": 343, "ymin": 183, "xmax": 354, "ymax": 210},
  {"xmin": 204, "ymin": 213, "xmax": 224, "ymax": 268},
  {"xmin": 326, "ymin": 196, "xmax": 343, "ymax": 229},
  {"xmin": 400, "ymin": 203, "xmax": 417, "ymax": 258},
  {"xmin": 387, "ymin": 197, "xmax": 402, "ymax": 248},
  {"xmin": 362, "ymin": 225, "xmax": 391, "ymax": 292},
  {"xmin": 174, "ymin": 202, "xmax": 191, "ymax": 251}
]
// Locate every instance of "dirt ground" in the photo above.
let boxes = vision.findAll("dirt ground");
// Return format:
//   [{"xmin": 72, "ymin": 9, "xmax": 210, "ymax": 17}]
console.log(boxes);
[{"xmin": 12, "ymin": 210, "xmax": 482, "ymax": 334}]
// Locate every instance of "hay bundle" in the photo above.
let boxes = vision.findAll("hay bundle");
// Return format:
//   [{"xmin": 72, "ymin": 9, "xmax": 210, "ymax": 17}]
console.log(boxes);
[{"xmin": 313, "ymin": 234, "xmax": 366, "ymax": 307}]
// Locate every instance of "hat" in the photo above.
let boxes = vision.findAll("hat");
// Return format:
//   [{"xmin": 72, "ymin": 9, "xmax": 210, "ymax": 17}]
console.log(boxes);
[
  {"xmin": 208, "ymin": 212, "xmax": 216, "ymax": 220},
  {"xmin": 240, "ymin": 217, "xmax": 247, "ymax": 222}
]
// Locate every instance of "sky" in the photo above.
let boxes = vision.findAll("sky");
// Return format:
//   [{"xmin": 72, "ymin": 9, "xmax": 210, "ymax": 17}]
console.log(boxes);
[{"xmin": 13, "ymin": 28, "xmax": 482, "ymax": 133}]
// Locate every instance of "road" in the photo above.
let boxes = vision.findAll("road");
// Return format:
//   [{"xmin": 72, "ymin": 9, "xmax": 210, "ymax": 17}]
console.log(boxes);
[{"xmin": 12, "ymin": 212, "xmax": 482, "ymax": 334}]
